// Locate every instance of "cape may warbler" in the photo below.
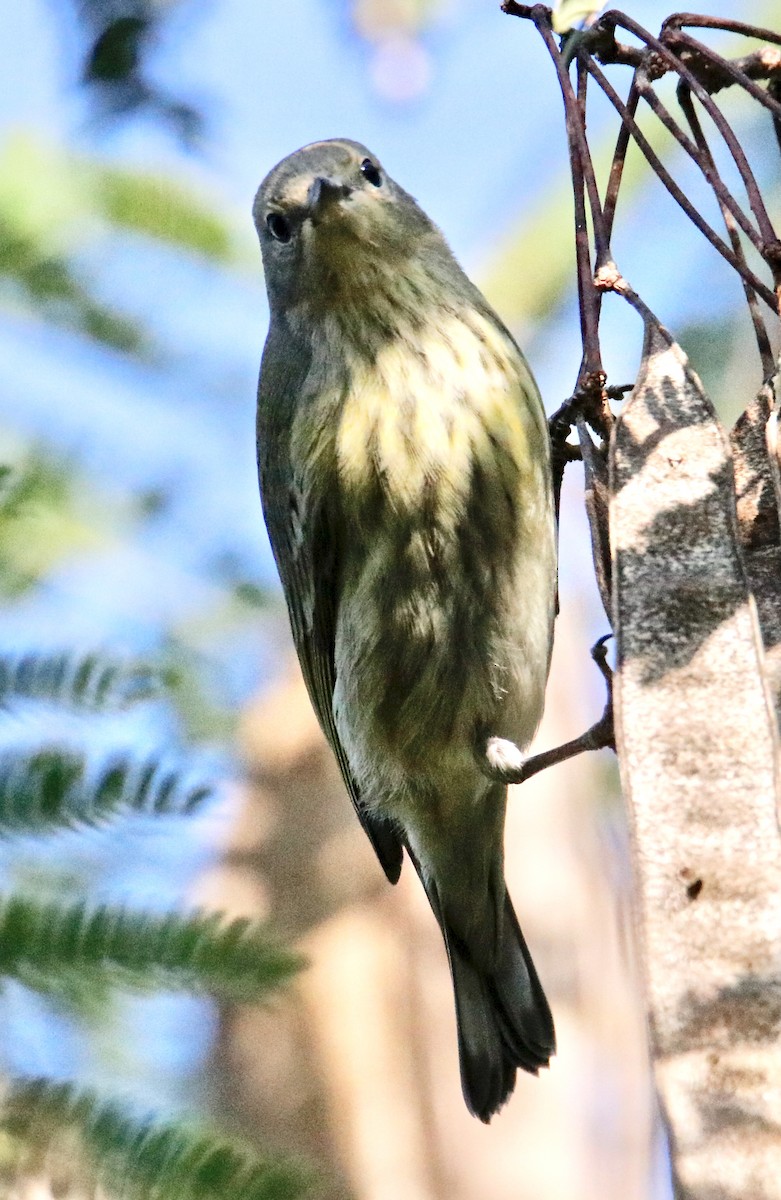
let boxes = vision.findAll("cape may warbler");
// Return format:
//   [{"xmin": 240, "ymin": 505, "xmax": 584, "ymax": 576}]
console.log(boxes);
[{"xmin": 253, "ymin": 139, "xmax": 556, "ymax": 1121}]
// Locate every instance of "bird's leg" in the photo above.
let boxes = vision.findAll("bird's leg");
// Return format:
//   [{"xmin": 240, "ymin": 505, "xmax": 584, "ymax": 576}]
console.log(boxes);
[{"xmin": 479, "ymin": 635, "xmax": 615, "ymax": 786}]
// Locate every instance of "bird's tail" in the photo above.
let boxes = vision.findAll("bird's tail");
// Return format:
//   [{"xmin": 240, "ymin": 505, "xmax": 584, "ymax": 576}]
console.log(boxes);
[{"xmin": 442, "ymin": 893, "xmax": 555, "ymax": 1122}]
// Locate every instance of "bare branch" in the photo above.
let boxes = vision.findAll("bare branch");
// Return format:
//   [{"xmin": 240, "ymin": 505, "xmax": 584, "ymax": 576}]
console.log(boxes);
[{"xmin": 506, "ymin": 636, "xmax": 615, "ymax": 785}]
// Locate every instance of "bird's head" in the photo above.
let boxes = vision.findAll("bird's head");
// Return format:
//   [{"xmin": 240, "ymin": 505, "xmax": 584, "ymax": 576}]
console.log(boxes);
[{"xmin": 253, "ymin": 139, "xmax": 449, "ymax": 318}]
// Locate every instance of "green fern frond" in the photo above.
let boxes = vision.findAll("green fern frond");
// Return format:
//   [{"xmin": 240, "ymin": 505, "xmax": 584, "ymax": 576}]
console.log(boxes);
[
  {"xmin": 2, "ymin": 1078, "xmax": 314, "ymax": 1200},
  {"xmin": 0, "ymin": 650, "xmax": 161, "ymax": 709},
  {"xmin": 0, "ymin": 896, "xmax": 304, "ymax": 1001},
  {"xmin": 0, "ymin": 747, "xmax": 213, "ymax": 834}
]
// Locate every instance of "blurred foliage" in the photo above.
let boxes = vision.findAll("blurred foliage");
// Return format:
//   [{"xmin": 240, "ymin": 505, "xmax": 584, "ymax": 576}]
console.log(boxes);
[
  {"xmin": 0, "ymin": 745, "xmax": 213, "ymax": 833},
  {"xmin": 677, "ymin": 311, "xmax": 763, "ymax": 428},
  {"xmin": 0, "ymin": 134, "xmax": 241, "ymax": 353},
  {"xmin": 0, "ymin": 214, "xmax": 147, "ymax": 352},
  {"xmin": 0, "ymin": 134, "xmax": 237, "ymax": 264},
  {"xmin": 0, "ymin": 98, "xmax": 300, "ymax": 1163},
  {"xmin": 0, "ymin": 649, "xmax": 162, "ymax": 708},
  {"xmin": 0, "ymin": 451, "xmax": 111, "ymax": 597},
  {"xmin": 480, "ymin": 123, "xmax": 667, "ymax": 326},
  {"xmin": 95, "ymin": 167, "xmax": 235, "ymax": 261},
  {"xmin": 0, "ymin": 127, "xmax": 267, "ymax": 746},
  {"xmin": 1, "ymin": 1079, "xmax": 313, "ymax": 1200},
  {"xmin": 480, "ymin": 161, "xmax": 580, "ymax": 327},
  {"xmin": 0, "ymin": 897, "xmax": 302, "ymax": 1002},
  {"xmin": 0, "ymin": 131, "xmax": 147, "ymax": 352},
  {"xmin": 0, "ymin": 636, "xmax": 308, "ymax": 1197},
  {"xmin": 68, "ymin": 0, "xmax": 203, "ymax": 144},
  {"xmin": 350, "ymin": 0, "xmax": 446, "ymax": 40}
]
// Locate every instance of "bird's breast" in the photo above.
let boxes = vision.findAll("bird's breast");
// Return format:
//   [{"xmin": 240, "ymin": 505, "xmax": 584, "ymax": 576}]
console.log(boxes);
[
  {"xmin": 328, "ymin": 307, "xmax": 554, "ymax": 767},
  {"xmin": 334, "ymin": 308, "xmax": 545, "ymax": 525}
]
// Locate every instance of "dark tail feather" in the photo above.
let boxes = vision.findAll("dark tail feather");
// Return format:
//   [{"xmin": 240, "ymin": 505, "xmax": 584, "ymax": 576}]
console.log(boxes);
[{"xmin": 444, "ymin": 895, "xmax": 555, "ymax": 1123}]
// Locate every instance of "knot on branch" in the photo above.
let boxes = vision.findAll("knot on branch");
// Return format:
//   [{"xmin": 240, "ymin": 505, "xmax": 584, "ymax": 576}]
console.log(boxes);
[
  {"xmin": 577, "ymin": 372, "xmax": 614, "ymax": 436},
  {"xmin": 594, "ymin": 261, "xmax": 623, "ymax": 292},
  {"xmin": 643, "ymin": 49, "xmax": 669, "ymax": 82}
]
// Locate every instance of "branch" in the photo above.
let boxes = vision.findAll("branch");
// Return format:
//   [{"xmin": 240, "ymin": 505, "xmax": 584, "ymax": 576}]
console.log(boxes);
[
  {"xmin": 518, "ymin": 635, "xmax": 614, "ymax": 782},
  {"xmin": 582, "ymin": 55, "xmax": 778, "ymax": 311}
]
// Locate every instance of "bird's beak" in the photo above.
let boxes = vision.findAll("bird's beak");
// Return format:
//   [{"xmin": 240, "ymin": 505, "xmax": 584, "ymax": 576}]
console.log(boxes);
[{"xmin": 307, "ymin": 176, "xmax": 352, "ymax": 220}]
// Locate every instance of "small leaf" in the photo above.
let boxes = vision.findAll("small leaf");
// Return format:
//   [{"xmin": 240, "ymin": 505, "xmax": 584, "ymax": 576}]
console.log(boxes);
[
  {"xmin": 84, "ymin": 16, "xmax": 148, "ymax": 84},
  {"xmin": 0, "ymin": 455, "xmax": 108, "ymax": 597}
]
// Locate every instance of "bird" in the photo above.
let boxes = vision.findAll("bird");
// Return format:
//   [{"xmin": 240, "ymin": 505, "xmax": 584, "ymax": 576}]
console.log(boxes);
[{"xmin": 253, "ymin": 138, "xmax": 557, "ymax": 1121}]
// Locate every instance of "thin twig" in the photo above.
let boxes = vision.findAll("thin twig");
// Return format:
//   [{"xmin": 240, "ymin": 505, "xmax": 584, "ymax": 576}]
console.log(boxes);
[
  {"xmin": 662, "ymin": 13, "xmax": 781, "ymax": 50},
  {"xmin": 501, "ymin": 2, "xmax": 549, "ymax": 19},
  {"xmin": 614, "ymin": 13, "xmax": 779, "ymax": 267},
  {"xmin": 582, "ymin": 55, "xmax": 777, "ymax": 311},
  {"xmin": 676, "ymin": 81, "xmax": 775, "ymax": 377},
  {"xmin": 770, "ymin": 77, "xmax": 781, "ymax": 158},
  {"xmin": 548, "ymin": 406, "xmax": 582, "ymax": 532},
  {"xmin": 638, "ymin": 81, "xmax": 765, "ymax": 255},
  {"xmin": 518, "ymin": 635, "xmax": 615, "ymax": 783},
  {"xmin": 670, "ymin": 38, "xmax": 781, "ymax": 108},
  {"xmin": 531, "ymin": 11, "xmax": 607, "ymax": 383},
  {"xmin": 602, "ymin": 77, "xmax": 639, "ymax": 238}
]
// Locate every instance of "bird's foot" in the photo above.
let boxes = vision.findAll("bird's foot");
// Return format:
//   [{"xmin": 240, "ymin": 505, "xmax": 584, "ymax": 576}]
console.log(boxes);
[{"xmin": 482, "ymin": 736, "xmax": 527, "ymax": 784}]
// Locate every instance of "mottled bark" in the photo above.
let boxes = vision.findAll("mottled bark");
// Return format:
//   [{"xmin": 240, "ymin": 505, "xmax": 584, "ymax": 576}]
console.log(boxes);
[
  {"xmin": 730, "ymin": 382, "xmax": 781, "ymax": 716},
  {"xmin": 610, "ymin": 323, "xmax": 781, "ymax": 1200}
]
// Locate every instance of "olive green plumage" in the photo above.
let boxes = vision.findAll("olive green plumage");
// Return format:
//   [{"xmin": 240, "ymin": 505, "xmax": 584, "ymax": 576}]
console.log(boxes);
[{"xmin": 253, "ymin": 139, "xmax": 557, "ymax": 1121}]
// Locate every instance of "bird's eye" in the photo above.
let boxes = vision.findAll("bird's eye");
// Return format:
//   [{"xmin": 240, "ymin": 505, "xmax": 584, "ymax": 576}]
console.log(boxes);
[
  {"xmin": 360, "ymin": 159, "xmax": 382, "ymax": 187},
  {"xmin": 266, "ymin": 212, "xmax": 292, "ymax": 243}
]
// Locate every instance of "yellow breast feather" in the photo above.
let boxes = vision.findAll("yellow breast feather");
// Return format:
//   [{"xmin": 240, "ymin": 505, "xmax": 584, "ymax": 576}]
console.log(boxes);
[{"xmin": 335, "ymin": 309, "xmax": 543, "ymax": 515}]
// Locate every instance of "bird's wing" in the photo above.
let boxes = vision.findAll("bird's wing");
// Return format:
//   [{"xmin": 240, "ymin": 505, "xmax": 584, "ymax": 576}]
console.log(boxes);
[{"xmin": 258, "ymin": 378, "xmax": 403, "ymax": 884}]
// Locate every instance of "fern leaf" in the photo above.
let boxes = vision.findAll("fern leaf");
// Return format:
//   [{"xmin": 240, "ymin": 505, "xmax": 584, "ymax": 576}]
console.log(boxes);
[
  {"xmin": 2, "ymin": 1078, "xmax": 313, "ymax": 1199},
  {"xmin": 0, "ymin": 650, "xmax": 161, "ymax": 709},
  {"xmin": 0, "ymin": 897, "xmax": 304, "ymax": 1001},
  {"xmin": 0, "ymin": 746, "xmax": 213, "ymax": 833}
]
